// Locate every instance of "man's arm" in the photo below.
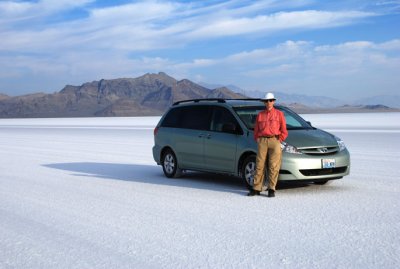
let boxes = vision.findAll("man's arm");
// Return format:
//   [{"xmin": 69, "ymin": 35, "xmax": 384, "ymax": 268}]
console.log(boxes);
[
  {"xmin": 253, "ymin": 113, "xmax": 260, "ymax": 141},
  {"xmin": 279, "ymin": 112, "xmax": 288, "ymax": 142}
]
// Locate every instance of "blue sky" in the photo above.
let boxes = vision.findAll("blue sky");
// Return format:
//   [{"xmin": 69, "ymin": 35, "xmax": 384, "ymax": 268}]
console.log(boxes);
[{"xmin": 0, "ymin": 0, "xmax": 399, "ymax": 101}]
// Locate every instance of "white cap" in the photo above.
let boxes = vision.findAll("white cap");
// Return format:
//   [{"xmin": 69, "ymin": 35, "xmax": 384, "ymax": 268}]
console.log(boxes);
[{"xmin": 261, "ymin": 92, "xmax": 276, "ymax": 101}]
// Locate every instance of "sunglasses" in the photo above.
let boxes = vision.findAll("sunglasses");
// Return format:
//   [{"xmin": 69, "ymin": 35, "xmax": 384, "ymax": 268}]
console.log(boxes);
[{"xmin": 265, "ymin": 99, "xmax": 275, "ymax": 103}]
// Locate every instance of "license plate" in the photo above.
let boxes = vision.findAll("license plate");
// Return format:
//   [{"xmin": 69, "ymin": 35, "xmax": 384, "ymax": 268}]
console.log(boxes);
[{"xmin": 322, "ymin": 159, "xmax": 336, "ymax": 169}]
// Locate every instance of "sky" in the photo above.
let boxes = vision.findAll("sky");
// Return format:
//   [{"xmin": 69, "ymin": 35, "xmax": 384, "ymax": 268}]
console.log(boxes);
[{"xmin": 0, "ymin": 0, "xmax": 399, "ymax": 101}]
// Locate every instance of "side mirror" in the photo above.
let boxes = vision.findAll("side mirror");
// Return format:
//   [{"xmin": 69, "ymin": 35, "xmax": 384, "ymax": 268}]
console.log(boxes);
[{"xmin": 306, "ymin": 121, "xmax": 317, "ymax": 129}]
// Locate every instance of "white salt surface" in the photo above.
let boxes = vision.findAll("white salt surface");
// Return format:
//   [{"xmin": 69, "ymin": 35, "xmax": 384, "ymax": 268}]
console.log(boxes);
[{"xmin": 0, "ymin": 113, "xmax": 399, "ymax": 268}]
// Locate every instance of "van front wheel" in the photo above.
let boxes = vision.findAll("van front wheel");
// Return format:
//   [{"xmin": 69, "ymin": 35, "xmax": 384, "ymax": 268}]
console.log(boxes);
[
  {"xmin": 242, "ymin": 155, "xmax": 256, "ymax": 189},
  {"xmin": 162, "ymin": 149, "xmax": 182, "ymax": 178}
]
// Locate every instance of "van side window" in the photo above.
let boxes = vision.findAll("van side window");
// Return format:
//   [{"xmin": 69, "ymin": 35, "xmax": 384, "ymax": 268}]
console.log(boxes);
[
  {"xmin": 211, "ymin": 106, "xmax": 242, "ymax": 134},
  {"xmin": 160, "ymin": 107, "xmax": 181, "ymax": 128},
  {"xmin": 161, "ymin": 105, "xmax": 212, "ymax": 130},
  {"xmin": 180, "ymin": 106, "xmax": 212, "ymax": 130}
]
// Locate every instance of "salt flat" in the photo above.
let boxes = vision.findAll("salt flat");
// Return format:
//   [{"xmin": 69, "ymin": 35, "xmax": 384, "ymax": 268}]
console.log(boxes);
[{"xmin": 0, "ymin": 113, "xmax": 399, "ymax": 269}]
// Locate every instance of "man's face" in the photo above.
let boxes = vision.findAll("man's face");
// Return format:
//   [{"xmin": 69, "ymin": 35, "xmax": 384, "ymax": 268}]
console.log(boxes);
[{"xmin": 264, "ymin": 99, "xmax": 275, "ymax": 110}]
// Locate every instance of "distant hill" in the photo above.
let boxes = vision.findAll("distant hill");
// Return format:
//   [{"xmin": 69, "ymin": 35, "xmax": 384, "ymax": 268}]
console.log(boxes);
[
  {"xmin": 285, "ymin": 104, "xmax": 400, "ymax": 114},
  {"xmin": 221, "ymin": 86, "xmax": 399, "ymax": 113},
  {"xmin": 201, "ymin": 84, "xmax": 348, "ymax": 107},
  {"xmin": 243, "ymin": 89, "xmax": 347, "ymax": 108},
  {"xmin": 1, "ymin": 73, "xmax": 398, "ymax": 118},
  {"xmin": 226, "ymin": 87, "xmax": 400, "ymax": 109},
  {"xmin": 0, "ymin": 72, "xmax": 245, "ymax": 118},
  {"xmin": 0, "ymin": 94, "xmax": 9, "ymax": 101},
  {"xmin": 353, "ymin": 95, "xmax": 400, "ymax": 108}
]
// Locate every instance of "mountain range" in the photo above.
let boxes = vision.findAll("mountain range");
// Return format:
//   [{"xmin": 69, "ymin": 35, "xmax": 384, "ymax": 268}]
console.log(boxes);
[
  {"xmin": 200, "ymin": 83, "xmax": 400, "ymax": 109},
  {"xmin": 0, "ymin": 72, "xmax": 244, "ymax": 118},
  {"xmin": 0, "ymin": 72, "xmax": 398, "ymax": 118}
]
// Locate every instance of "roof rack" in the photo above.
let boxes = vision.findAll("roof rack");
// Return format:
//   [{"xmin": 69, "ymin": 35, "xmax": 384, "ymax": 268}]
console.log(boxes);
[
  {"xmin": 173, "ymin": 98, "xmax": 267, "ymax": 106},
  {"xmin": 224, "ymin": 98, "xmax": 263, "ymax": 102},
  {"xmin": 173, "ymin": 98, "xmax": 226, "ymax": 106}
]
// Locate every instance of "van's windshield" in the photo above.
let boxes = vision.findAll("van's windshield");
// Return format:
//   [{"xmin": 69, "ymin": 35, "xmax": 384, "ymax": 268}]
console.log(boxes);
[{"xmin": 233, "ymin": 106, "xmax": 313, "ymax": 130}]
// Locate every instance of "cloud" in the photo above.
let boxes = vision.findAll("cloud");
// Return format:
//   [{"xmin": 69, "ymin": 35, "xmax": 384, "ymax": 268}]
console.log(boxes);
[
  {"xmin": 377, "ymin": 39, "xmax": 400, "ymax": 50},
  {"xmin": 172, "ymin": 39, "xmax": 400, "ymax": 99},
  {"xmin": 0, "ymin": 1, "xmax": 377, "ymax": 53},
  {"xmin": 1, "ymin": 38, "xmax": 399, "ymax": 99},
  {"xmin": 185, "ymin": 10, "xmax": 375, "ymax": 39},
  {"xmin": 90, "ymin": 1, "xmax": 177, "ymax": 23},
  {"xmin": 0, "ymin": 0, "xmax": 94, "ymax": 23},
  {"xmin": 0, "ymin": 1, "xmax": 397, "ymax": 99}
]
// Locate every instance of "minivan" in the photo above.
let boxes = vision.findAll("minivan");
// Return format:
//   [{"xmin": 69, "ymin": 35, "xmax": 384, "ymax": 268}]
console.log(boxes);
[{"xmin": 153, "ymin": 98, "xmax": 350, "ymax": 188}]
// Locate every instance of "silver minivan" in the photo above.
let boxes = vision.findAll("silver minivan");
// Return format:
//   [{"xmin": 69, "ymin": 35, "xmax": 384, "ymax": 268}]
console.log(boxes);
[{"xmin": 153, "ymin": 99, "xmax": 350, "ymax": 187}]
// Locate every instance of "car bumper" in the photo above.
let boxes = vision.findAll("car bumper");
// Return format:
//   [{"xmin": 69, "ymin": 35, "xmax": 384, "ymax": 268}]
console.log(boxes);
[
  {"xmin": 152, "ymin": 145, "xmax": 161, "ymax": 165},
  {"xmin": 278, "ymin": 149, "xmax": 350, "ymax": 180}
]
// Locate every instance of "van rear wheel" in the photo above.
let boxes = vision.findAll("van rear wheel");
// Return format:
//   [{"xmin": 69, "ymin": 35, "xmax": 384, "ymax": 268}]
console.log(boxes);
[{"xmin": 162, "ymin": 149, "xmax": 182, "ymax": 178}]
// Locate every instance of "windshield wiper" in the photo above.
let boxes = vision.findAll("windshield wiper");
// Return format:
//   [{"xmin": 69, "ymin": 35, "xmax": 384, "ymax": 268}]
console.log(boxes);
[{"xmin": 287, "ymin": 126, "xmax": 314, "ymax": 130}]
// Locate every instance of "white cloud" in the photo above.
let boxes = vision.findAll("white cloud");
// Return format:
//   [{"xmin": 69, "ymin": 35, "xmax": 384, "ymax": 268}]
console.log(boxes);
[
  {"xmin": 172, "ymin": 39, "xmax": 400, "ymax": 99},
  {"xmin": 0, "ymin": 1, "xmax": 35, "ymax": 19},
  {"xmin": 184, "ymin": 10, "xmax": 375, "ymax": 39},
  {"xmin": 0, "ymin": 1, "xmax": 377, "ymax": 53},
  {"xmin": 0, "ymin": 1, "xmax": 397, "ymax": 99},
  {"xmin": 1, "ymin": 38, "xmax": 399, "ymax": 99},
  {"xmin": 0, "ymin": 0, "xmax": 94, "ymax": 23},
  {"xmin": 378, "ymin": 39, "xmax": 400, "ymax": 50},
  {"xmin": 90, "ymin": 2, "xmax": 177, "ymax": 23},
  {"xmin": 0, "ymin": 1, "xmax": 185, "ymax": 52}
]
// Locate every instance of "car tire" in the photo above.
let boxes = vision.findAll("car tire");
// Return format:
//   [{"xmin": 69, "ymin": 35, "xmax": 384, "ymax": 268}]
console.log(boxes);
[
  {"xmin": 162, "ymin": 149, "xmax": 182, "ymax": 178},
  {"xmin": 242, "ymin": 155, "xmax": 256, "ymax": 189}
]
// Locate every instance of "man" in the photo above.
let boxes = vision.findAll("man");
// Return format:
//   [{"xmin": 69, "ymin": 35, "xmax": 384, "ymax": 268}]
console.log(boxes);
[{"xmin": 248, "ymin": 92, "xmax": 288, "ymax": 197}]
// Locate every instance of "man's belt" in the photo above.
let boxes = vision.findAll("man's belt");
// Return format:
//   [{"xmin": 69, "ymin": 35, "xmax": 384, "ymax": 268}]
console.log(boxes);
[{"xmin": 262, "ymin": 135, "xmax": 279, "ymax": 139}]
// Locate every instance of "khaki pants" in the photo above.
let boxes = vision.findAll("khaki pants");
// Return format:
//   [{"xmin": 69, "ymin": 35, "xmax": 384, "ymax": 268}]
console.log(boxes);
[{"xmin": 253, "ymin": 137, "xmax": 282, "ymax": 192}]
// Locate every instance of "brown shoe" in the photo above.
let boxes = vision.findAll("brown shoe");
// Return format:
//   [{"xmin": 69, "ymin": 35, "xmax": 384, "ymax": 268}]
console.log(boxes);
[{"xmin": 247, "ymin": 189, "xmax": 260, "ymax": 196}]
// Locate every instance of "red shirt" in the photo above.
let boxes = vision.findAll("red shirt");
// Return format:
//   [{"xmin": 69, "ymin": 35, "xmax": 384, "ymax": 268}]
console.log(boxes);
[{"xmin": 254, "ymin": 107, "xmax": 288, "ymax": 142}]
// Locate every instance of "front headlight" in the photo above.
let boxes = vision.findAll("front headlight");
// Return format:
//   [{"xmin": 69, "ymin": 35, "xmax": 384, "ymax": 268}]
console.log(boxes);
[
  {"xmin": 281, "ymin": 141, "xmax": 302, "ymax": 154},
  {"xmin": 335, "ymin": 136, "xmax": 346, "ymax": 151}
]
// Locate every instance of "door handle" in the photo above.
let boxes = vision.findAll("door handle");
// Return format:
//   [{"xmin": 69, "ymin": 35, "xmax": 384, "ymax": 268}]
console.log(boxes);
[{"xmin": 198, "ymin": 133, "xmax": 211, "ymax": 139}]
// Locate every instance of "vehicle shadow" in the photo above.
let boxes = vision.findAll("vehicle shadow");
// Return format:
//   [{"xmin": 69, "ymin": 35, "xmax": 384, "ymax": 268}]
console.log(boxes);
[
  {"xmin": 43, "ymin": 162, "xmax": 247, "ymax": 195},
  {"xmin": 43, "ymin": 162, "xmax": 337, "ymax": 196}
]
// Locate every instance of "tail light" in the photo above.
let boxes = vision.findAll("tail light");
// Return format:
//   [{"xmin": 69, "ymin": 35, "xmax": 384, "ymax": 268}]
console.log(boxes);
[{"xmin": 154, "ymin": 127, "xmax": 159, "ymax": 136}]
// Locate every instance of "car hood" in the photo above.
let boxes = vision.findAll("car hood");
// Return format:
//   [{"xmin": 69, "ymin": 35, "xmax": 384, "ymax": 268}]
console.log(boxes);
[{"xmin": 286, "ymin": 129, "xmax": 337, "ymax": 148}]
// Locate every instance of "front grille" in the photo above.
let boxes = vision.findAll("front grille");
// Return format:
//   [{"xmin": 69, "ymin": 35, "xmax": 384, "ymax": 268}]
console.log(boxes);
[
  {"xmin": 300, "ymin": 146, "xmax": 339, "ymax": 156},
  {"xmin": 300, "ymin": 166, "xmax": 347, "ymax": 176}
]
